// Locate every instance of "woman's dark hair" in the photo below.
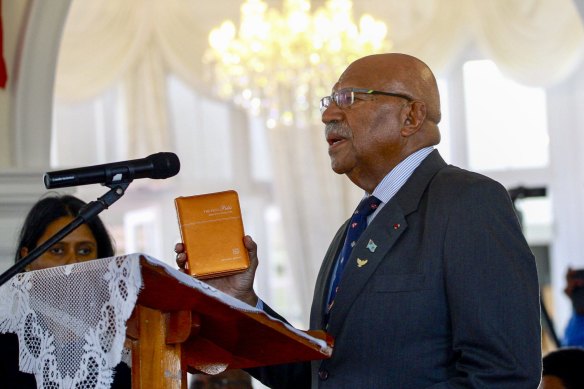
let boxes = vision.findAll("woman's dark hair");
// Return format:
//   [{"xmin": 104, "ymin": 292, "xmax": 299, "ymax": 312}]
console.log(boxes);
[
  {"xmin": 542, "ymin": 347, "xmax": 584, "ymax": 389},
  {"xmin": 14, "ymin": 194, "xmax": 115, "ymax": 262}
]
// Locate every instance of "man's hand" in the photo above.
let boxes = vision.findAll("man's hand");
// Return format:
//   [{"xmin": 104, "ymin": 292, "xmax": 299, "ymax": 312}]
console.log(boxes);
[{"xmin": 174, "ymin": 235, "xmax": 259, "ymax": 306}]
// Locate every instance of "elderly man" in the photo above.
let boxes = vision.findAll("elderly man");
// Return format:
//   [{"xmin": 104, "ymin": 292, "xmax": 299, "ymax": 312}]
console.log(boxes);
[{"xmin": 177, "ymin": 53, "xmax": 542, "ymax": 388}]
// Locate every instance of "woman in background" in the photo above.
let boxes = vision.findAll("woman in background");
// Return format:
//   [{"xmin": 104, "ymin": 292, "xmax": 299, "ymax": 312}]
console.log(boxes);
[
  {"xmin": 0, "ymin": 194, "xmax": 130, "ymax": 388},
  {"xmin": 14, "ymin": 194, "xmax": 114, "ymax": 268}
]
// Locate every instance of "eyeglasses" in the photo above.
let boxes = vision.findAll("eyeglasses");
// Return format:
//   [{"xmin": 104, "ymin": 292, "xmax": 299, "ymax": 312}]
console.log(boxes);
[{"xmin": 319, "ymin": 87, "xmax": 413, "ymax": 114}]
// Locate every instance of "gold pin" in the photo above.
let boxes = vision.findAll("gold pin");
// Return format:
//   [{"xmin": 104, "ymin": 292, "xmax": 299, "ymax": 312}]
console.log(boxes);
[
  {"xmin": 357, "ymin": 258, "xmax": 368, "ymax": 267},
  {"xmin": 366, "ymin": 239, "xmax": 377, "ymax": 252}
]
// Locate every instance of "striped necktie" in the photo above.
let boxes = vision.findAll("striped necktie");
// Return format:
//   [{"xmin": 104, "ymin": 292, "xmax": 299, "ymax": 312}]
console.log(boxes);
[{"xmin": 325, "ymin": 195, "xmax": 381, "ymax": 319}]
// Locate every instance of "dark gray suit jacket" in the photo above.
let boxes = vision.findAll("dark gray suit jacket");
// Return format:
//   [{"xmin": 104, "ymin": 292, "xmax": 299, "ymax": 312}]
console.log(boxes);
[{"xmin": 253, "ymin": 150, "xmax": 542, "ymax": 388}]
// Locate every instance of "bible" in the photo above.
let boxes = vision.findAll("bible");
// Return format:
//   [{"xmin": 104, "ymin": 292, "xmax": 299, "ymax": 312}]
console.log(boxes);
[{"xmin": 174, "ymin": 190, "xmax": 250, "ymax": 279}]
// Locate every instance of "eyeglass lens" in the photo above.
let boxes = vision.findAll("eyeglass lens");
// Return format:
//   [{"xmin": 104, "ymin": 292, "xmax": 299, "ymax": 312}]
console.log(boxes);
[
  {"xmin": 334, "ymin": 89, "xmax": 353, "ymax": 108},
  {"xmin": 320, "ymin": 89, "xmax": 354, "ymax": 113}
]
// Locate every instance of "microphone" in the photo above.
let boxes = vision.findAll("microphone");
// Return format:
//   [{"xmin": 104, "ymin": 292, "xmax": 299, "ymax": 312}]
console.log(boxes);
[{"xmin": 44, "ymin": 152, "xmax": 181, "ymax": 189}]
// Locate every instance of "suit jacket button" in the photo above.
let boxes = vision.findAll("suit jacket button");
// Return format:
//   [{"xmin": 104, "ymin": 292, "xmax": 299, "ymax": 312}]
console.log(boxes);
[{"xmin": 318, "ymin": 369, "xmax": 329, "ymax": 380}]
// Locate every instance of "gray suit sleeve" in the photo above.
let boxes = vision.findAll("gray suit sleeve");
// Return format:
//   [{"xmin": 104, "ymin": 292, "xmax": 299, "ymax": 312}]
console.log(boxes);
[{"xmin": 439, "ymin": 179, "xmax": 542, "ymax": 388}]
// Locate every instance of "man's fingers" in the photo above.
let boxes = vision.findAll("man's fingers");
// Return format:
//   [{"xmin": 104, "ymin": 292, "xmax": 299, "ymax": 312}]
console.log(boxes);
[
  {"xmin": 176, "ymin": 252, "xmax": 188, "ymax": 272},
  {"xmin": 174, "ymin": 242, "xmax": 185, "ymax": 253},
  {"xmin": 243, "ymin": 235, "xmax": 257, "ymax": 251}
]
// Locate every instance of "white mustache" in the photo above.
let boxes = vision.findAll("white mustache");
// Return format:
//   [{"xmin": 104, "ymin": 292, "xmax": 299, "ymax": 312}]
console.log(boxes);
[{"xmin": 325, "ymin": 123, "xmax": 350, "ymax": 139}]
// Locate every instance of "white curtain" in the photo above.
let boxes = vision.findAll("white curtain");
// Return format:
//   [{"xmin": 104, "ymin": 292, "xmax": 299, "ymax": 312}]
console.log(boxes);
[
  {"xmin": 53, "ymin": 0, "xmax": 584, "ymax": 318},
  {"xmin": 471, "ymin": 0, "xmax": 584, "ymax": 86},
  {"xmin": 55, "ymin": 0, "xmax": 209, "ymax": 158},
  {"xmin": 374, "ymin": 0, "xmax": 584, "ymax": 85},
  {"xmin": 267, "ymin": 124, "xmax": 363, "ymax": 309}
]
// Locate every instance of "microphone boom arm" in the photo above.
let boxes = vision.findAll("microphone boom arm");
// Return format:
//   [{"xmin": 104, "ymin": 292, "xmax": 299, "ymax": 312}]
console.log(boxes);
[{"xmin": 0, "ymin": 182, "xmax": 130, "ymax": 287}]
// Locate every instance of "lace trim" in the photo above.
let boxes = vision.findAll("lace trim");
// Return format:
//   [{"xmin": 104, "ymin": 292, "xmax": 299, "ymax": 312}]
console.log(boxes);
[{"xmin": 0, "ymin": 255, "xmax": 141, "ymax": 389}]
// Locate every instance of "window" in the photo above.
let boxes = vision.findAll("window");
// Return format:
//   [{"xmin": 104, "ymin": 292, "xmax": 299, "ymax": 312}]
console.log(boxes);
[
  {"xmin": 463, "ymin": 60, "xmax": 549, "ymax": 171},
  {"xmin": 52, "ymin": 85, "xmax": 127, "ymax": 168},
  {"xmin": 436, "ymin": 79, "xmax": 451, "ymax": 163}
]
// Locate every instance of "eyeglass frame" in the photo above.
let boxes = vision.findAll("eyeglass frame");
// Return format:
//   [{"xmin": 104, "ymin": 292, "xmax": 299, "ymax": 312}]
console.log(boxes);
[{"xmin": 319, "ymin": 87, "xmax": 414, "ymax": 114}]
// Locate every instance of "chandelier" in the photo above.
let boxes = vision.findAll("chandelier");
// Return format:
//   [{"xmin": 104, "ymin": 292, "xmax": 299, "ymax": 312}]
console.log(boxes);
[{"xmin": 204, "ymin": 0, "xmax": 391, "ymax": 128}]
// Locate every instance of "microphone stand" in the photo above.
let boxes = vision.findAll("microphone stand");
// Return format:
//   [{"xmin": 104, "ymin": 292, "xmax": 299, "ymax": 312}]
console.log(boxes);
[{"xmin": 0, "ymin": 182, "xmax": 130, "ymax": 288}]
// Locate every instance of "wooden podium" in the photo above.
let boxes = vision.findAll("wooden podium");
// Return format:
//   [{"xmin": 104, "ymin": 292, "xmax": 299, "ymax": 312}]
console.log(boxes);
[{"xmin": 125, "ymin": 255, "xmax": 333, "ymax": 389}]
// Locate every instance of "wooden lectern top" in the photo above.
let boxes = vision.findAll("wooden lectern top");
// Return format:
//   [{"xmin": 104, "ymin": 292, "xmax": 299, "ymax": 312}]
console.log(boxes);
[{"xmin": 128, "ymin": 255, "xmax": 333, "ymax": 375}]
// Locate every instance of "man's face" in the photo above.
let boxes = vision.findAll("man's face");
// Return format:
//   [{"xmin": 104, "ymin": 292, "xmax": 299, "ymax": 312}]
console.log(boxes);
[{"xmin": 321, "ymin": 66, "xmax": 410, "ymax": 188}]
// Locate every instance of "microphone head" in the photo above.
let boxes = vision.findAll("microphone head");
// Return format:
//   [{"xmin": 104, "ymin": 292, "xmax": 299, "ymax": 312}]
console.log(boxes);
[
  {"xmin": 148, "ymin": 152, "xmax": 181, "ymax": 179},
  {"xmin": 43, "ymin": 152, "xmax": 181, "ymax": 189}
]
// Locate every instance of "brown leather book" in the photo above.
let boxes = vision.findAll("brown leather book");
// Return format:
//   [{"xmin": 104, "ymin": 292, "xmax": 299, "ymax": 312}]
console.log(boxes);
[{"xmin": 174, "ymin": 190, "xmax": 250, "ymax": 279}]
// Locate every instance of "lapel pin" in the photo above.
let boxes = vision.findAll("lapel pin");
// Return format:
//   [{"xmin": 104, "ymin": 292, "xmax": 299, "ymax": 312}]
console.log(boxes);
[
  {"xmin": 393, "ymin": 223, "xmax": 400, "ymax": 230},
  {"xmin": 366, "ymin": 239, "xmax": 377, "ymax": 252},
  {"xmin": 357, "ymin": 258, "xmax": 368, "ymax": 268}
]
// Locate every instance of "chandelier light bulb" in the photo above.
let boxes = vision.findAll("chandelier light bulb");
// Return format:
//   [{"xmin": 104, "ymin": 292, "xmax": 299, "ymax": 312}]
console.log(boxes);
[{"xmin": 204, "ymin": 0, "xmax": 392, "ymax": 128}]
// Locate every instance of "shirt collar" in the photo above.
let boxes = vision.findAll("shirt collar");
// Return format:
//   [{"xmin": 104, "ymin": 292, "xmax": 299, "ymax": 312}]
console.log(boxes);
[{"xmin": 369, "ymin": 146, "xmax": 435, "ymax": 204}]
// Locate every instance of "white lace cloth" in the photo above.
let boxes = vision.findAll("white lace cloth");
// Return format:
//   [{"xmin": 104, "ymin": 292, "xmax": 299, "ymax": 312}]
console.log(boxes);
[
  {"xmin": 0, "ymin": 254, "xmax": 142, "ymax": 389},
  {"xmin": 0, "ymin": 253, "xmax": 330, "ymax": 388}
]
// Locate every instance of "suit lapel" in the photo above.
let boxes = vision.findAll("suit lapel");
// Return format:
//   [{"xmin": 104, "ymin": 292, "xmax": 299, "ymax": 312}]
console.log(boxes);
[
  {"xmin": 325, "ymin": 150, "xmax": 447, "ymax": 334},
  {"xmin": 326, "ymin": 202, "xmax": 407, "ymax": 334}
]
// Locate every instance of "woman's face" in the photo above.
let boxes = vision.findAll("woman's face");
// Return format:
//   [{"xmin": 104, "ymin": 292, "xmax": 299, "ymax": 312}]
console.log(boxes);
[{"xmin": 21, "ymin": 216, "xmax": 98, "ymax": 271}]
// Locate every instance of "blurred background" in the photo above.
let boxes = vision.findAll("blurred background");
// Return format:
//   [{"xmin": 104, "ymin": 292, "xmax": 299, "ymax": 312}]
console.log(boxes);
[{"xmin": 1, "ymin": 0, "xmax": 584, "ymax": 368}]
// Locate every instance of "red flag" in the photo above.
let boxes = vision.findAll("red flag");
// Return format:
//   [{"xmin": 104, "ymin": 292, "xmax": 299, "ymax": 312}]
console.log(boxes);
[{"xmin": 0, "ymin": 0, "xmax": 8, "ymax": 89}]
